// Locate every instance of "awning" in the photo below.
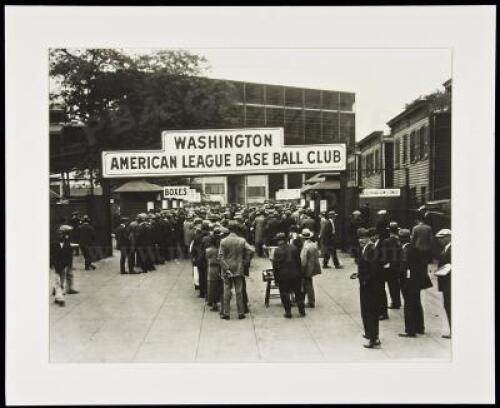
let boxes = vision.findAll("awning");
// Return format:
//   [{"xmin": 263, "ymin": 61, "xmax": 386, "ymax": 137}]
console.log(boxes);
[
  {"xmin": 307, "ymin": 180, "xmax": 341, "ymax": 190},
  {"xmin": 304, "ymin": 172, "xmax": 340, "ymax": 185},
  {"xmin": 114, "ymin": 180, "xmax": 164, "ymax": 193},
  {"xmin": 304, "ymin": 174, "xmax": 325, "ymax": 185}
]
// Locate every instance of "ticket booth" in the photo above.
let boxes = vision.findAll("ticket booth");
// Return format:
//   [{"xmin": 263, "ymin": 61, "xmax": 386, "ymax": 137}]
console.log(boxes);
[{"xmin": 113, "ymin": 180, "xmax": 164, "ymax": 220}]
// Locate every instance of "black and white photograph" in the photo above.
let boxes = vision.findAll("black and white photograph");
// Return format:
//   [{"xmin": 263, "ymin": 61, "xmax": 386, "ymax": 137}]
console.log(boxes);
[
  {"xmin": 48, "ymin": 46, "xmax": 453, "ymax": 362},
  {"xmin": 5, "ymin": 5, "xmax": 495, "ymax": 405}
]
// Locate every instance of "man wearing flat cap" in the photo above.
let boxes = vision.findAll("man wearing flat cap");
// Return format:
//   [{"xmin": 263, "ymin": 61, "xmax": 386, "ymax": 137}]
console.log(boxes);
[
  {"xmin": 78, "ymin": 215, "xmax": 96, "ymax": 271},
  {"xmin": 357, "ymin": 227, "xmax": 383, "ymax": 348},
  {"xmin": 273, "ymin": 232, "xmax": 306, "ymax": 318},
  {"xmin": 435, "ymin": 229, "xmax": 452, "ymax": 339},
  {"xmin": 114, "ymin": 217, "xmax": 137, "ymax": 274},
  {"xmin": 50, "ymin": 225, "xmax": 79, "ymax": 306},
  {"xmin": 379, "ymin": 221, "xmax": 402, "ymax": 311},
  {"xmin": 398, "ymin": 228, "xmax": 431, "ymax": 338},
  {"xmin": 253, "ymin": 210, "xmax": 266, "ymax": 257},
  {"xmin": 320, "ymin": 210, "xmax": 342, "ymax": 269}
]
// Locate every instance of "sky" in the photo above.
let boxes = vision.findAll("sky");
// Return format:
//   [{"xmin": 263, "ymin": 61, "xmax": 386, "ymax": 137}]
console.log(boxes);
[
  {"xmin": 51, "ymin": 48, "xmax": 451, "ymax": 142},
  {"xmin": 190, "ymin": 48, "xmax": 451, "ymax": 140}
]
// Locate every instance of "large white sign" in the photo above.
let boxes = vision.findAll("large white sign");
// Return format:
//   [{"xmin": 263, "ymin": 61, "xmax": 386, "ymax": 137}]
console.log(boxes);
[
  {"xmin": 360, "ymin": 188, "xmax": 401, "ymax": 198},
  {"xmin": 163, "ymin": 185, "xmax": 190, "ymax": 199},
  {"xmin": 275, "ymin": 188, "xmax": 302, "ymax": 200},
  {"xmin": 102, "ymin": 128, "xmax": 346, "ymax": 178}
]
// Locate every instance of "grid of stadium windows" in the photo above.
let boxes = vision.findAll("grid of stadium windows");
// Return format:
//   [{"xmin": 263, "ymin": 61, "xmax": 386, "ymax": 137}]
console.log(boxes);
[{"xmin": 216, "ymin": 80, "xmax": 356, "ymax": 152}]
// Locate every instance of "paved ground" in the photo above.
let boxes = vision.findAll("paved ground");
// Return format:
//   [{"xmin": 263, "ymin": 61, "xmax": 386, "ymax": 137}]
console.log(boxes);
[{"xmin": 49, "ymin": 250, "xmax": 451, "ymax": 363}]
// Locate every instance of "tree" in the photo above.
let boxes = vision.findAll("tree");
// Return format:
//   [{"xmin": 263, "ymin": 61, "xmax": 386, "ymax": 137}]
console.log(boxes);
[{"xmin": 50, "ymin": 48, "xmax": 239, "ymax": 178}]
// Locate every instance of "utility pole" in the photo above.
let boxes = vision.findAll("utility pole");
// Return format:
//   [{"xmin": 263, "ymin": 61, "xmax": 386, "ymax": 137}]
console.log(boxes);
[{"xmin": 404, "ymin": 166, "xmax": 410, "ymax": 227}]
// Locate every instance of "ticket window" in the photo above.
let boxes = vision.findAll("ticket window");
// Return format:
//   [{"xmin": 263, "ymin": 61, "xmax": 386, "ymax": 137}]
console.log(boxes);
[{"xmin": 246, "ymin": 175, "xmax": 267, "ymax": 203}]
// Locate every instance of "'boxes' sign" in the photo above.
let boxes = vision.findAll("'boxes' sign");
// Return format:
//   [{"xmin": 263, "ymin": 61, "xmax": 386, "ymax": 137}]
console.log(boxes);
[
  {"xmin": 163, "ymin": 186, "xmax": 190, "ymax": 199},
  {"xmin": 102, "ymin": 128, "xmax": 346, "ymax": 178}
]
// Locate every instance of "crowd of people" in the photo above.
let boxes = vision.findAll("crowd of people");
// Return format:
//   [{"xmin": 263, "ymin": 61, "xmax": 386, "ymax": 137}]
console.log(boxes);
[{"xmin": 50, "ymin": 203, "xmax": 451, "ymax": 350}]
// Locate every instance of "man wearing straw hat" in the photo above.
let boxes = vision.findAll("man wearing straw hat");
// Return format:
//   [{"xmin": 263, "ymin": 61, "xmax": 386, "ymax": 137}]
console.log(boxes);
[{"xmin": 300, "ymin": 228, "xmax": 322, "ymax": 308}]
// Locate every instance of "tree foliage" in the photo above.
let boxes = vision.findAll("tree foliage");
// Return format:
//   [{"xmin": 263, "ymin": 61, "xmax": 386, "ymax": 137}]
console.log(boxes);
[{"xmin": 50, "ymin": 48, "xmax": 239, "ymax": 176}]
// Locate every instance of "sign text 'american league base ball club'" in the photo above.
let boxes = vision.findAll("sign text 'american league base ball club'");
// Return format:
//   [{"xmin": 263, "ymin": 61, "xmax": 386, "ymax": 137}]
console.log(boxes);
[{"xmin": 101, "ymin": 128, "xmax": 346, "ymax": 178}]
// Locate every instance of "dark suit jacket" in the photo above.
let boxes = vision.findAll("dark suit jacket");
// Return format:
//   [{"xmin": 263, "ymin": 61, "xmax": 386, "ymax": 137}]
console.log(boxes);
[
  {"xmin": 358, "ymin": 242, "xmax": 381, "ymax": 285},
  {"xmin": 401, "ymin": 242, "xmax": 433, "ymax": 290},
  {"xmin": 78, "ymin": 223, "xmax": 95, "ymax": 246},
  {"xmin": 380, "ymin": 235, "xmax": 401, "ymax": 278},
  {"xmin": 320, "ymin": 219, "xmax": 335, "ymax": 246},
  {"xmin": 114, "ymin": 224, "xmax": 130, "ymax": 249},
  {"xmin": 50, "ymin": 240, "xmax": 73, "ymax": 272},
  {"xmin": 411, "ymin": 222, "xmax": 434, "ymax": 252},
  {"xmin": 264, "ymin": 218, "xmax": 282, "ymax": 245},
  {"xmin": 273, "ymin": 243, "xmax": 302, "ymax": 282}
]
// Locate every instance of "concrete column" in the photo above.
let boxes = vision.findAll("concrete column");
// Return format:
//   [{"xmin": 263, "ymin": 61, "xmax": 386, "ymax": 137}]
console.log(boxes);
[
  {"xmin": 265, "ymin": 175, "xmax": 269, "ymax": 201},
  {"xmin": 284, "ymin": 174, "xmax": 289, "ymax": 189},
  {"xmin": 224, "ymin": 176, "xmax": 228, "ymax": 205}
]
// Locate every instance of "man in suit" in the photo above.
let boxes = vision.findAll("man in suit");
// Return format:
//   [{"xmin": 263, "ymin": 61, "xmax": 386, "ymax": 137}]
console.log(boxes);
[
  {"xmin": 320, "ymin": 210, "xmax": 342, "ymax": 269},
  {"xmin": 300, "ymin": 228, "xmax": 322, "ymax": 308},
  {"xmin": 114, "ymin": 217, "xmax": 137, "ymax": 274},
  {"xmin": 135, "ymin": 213, "xmax": 155, "ymax": 272},
  {"xmin": 357, "ymin": 228, "xmax": 383, "ymax": 348},
  {"xmin": 411, "ymin": 213, "xmax": 434, "ymax": 266},
  {"xmin": 264, "ymin": 211, "xmax": 282, "ymax": 247},
  {"xmin": 253, "ymin": 210, "xmax": 266, "ymax": 257},
  {"xmin": 191, "ymin": 224, "xmax": 209, "ymax": 298},
  {"xmin": 398, "ymin": 228, "xmax": 431, "ymax": 337},
  {"xmin": 50, "ymin": 225, "xmax": 78, "ymax": 306},
  {"xmin": 78, "ymin": 215, "xmax": 96, "ymax": 270},
  {"xmin": 218, "ymin": 223, "xmax": 255, "ymax": 320},
  {"xmin": 273, "ymin": 233, "xmax": 306, "ymax": 318},
  {"xmin": 349, "ymin": 210, "xmax": 364, "ymax": 261},
  {"xmin": 69, "ymin": 212, "xmax": 81, "ymax": 256},
  {"xmin": 183, "ymin": 214, "xmax": 194, "ymax": 259},
  {"xmin": 380, "ymin": 221, "xmax": 402, "ymax": 310},
  {"xmin": 435, "ymin": 229, "xmax": 452, "ymax": 339}
]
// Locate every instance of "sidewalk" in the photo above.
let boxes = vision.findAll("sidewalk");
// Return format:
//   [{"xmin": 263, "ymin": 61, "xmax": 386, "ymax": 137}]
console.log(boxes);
[{"xmin": 49, "ymin": 251, "xmax": 451, "ymax": 363}]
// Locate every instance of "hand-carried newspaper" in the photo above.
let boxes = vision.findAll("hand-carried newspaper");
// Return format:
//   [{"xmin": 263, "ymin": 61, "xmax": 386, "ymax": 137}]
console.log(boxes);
[{"xmin": 434, "ymin": 263, "xmax": 451, "ymax": 277}]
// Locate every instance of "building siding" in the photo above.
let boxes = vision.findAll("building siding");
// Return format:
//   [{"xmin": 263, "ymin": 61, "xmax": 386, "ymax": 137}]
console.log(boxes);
[
  {"xmin": 392, "ymin": 115, "xmax": 430, "ymax": 205},
  {"xmin": 359, "ymin": 141, "xmax": 383, "ymax": 189}
]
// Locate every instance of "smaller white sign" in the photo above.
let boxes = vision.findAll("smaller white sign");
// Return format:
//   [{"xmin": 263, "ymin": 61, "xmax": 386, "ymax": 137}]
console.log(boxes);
[
  {"xmin": 320, "ymin": 200, "xmax": 328, "ymax": 212},
  {"xmin": 172, "ymin": 199, "xmax": 178, "ymax": 208},
  {"xmin": 360, "ymin": 188, "xmax": 401, "ymax": 198},
  {"xmin": 300, "ymin": 198, "xmax": 306, "ymax": 207},
  {"xmin": 309, "ymin": 200, "xmax": 315, "ymax": 211},
  {"xmin": 161, "ymin": 199, "xmax": 168, "ymax": 209},
  {"xmin": 146, "ymin": 201, "xmax": 154, "ymax": 211},
  {"xmin": 275, "ymin": 188, "xmax": 302, "ymax": 200},
  {"xmin": 185, "ymin": 192, "xmax": 201, "ymax": 203},
  {"xmin": 163, "ymin": 186, "xmax": 190, "ymax": 199}
]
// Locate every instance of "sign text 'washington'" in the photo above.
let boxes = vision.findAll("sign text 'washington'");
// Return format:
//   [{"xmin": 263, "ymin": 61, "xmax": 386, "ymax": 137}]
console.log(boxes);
[{"xmin": 102, "ymin": 128, "xmax": 346, "ymax": 178}]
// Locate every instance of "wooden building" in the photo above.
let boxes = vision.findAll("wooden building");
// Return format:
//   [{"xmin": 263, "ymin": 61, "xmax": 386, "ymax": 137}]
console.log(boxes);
[{"xmin": 387, "ymin": 79, "xmax": 451, "ymax": 206}]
